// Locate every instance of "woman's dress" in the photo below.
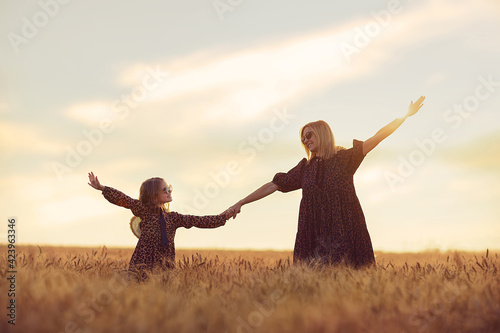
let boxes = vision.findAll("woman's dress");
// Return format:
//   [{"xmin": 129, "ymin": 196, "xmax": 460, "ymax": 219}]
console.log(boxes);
[{"xmin": 272, "ymin": 140, "xmax": 375, "ymax": 267}]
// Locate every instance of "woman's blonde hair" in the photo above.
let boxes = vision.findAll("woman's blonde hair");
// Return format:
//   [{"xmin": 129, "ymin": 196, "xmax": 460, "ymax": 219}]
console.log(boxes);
[
  {"xmin": 139, "ymin": 177, "xmax": 170, "ymax": 212},
  {"xmin": 300, "ymin": 120, "xmax": 337, "ymax": 162}
]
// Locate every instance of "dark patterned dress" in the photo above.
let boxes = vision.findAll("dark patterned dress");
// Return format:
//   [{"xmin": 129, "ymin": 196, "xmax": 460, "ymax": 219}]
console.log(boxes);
[
  {"xmin": 102, "ymin": 186, "xmax": 226, "ymax": 275},
  {"xmin": 272, "ymin": 140, "xmax": 375, "ymax": 268}
]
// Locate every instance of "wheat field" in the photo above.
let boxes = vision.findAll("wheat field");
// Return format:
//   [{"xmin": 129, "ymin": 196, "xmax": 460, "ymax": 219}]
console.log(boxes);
[{"xmin": 1, "ymin": 245, "xmax": 499, "ymax": 333}]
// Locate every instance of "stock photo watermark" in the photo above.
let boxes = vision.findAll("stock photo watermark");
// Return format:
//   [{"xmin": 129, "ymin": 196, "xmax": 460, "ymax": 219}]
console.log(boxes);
[
  {"xmin": 213, "ymin": 0, "xmax": 245, "ymax": 21},
  {"xmin": 404, "ymin": 282, "xmax": 467, "ymax": 333},
  {"xmin": 51, "ymin": 66, "xmax": 169, "ymax": 182},
  {"xmin": 178, "ymin": 106, "xmax": 295, "ymax": 214},
  {"xmin": 58, "ymin": 273, "xmax": 128, "ymax": 333},
  {"xmin": 339, "ymin": 0, "xmax": 409, "ymax": 63},
  {"xmin": 6, "ymin": 217, "xmax": 18, "ymax": 326},
  {"xmin": 229, "ymin": 289, "xmax": 287, "ymax": 333},
  {"xmin": 7, "ymin": 0, "xmax": 74, "ymax": 53},
  {"xmin": 385, "ymin": 74, "xmax": 500, "ymax": 191}
]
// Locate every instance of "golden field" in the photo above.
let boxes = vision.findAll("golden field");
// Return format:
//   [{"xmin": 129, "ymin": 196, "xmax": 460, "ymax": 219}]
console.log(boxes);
[{"xmin": 1, "ymin": 245, "xmax": 499, "ymax": 333}]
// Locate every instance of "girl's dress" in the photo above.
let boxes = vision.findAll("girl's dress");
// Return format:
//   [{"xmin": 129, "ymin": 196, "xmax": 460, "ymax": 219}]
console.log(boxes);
[
  {"xmin": 102, "ymin": 187, "xmax": 226, "ymax": 274},
  {"xmin": 272, "ymin": 139, "xmax": 375, "ymax": 267}
]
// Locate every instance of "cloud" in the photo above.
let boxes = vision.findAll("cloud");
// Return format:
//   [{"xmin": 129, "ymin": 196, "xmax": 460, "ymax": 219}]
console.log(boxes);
[
  {"xmin": 0, "ymin": 121, "xmax": 65, "ymax": 155},
  {"xmin": 59, "ymin": 0, "xmax": 499, "ymax": 145},
  {"xmin": 0, "ymin": 99, "xmax": 8, "ymax": 113},
  {"xmin": 425, "ymin": 72, "xmax": 447, "ymax": 86},
  {"xmin": 113, "ymin": 0, "xmax": 495, "ymax": 127},
  {"xmin": 37, "ymin": 195, "xmax": 114, "ymax": 226},
  {"xmin": 440, "ymin": 130, "xmax": 500, "ymax": 172},
  {"xmin": 97, "ymin": 157, "xmax": 156, "ymax": 175},
  {"xmin": 64, "ymin": 101, "xmax": 120, "ymax": 127},
  {"xmin": 0, "ymin": 174, "xmax": 61, "ymax": 203}
]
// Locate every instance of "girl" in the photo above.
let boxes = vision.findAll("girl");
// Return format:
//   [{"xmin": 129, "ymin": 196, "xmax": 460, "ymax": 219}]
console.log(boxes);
[
  {"xmin": 88, "ymin": 172, "xmax": 230, "ymax": 279},
  {"xmin": 226, "ymin": 97, "xmax": 425, "ymax": 268}
]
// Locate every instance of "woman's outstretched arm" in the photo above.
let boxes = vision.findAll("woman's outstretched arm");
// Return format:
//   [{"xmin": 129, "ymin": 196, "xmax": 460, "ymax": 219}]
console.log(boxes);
[
  {"xmin": 363, "ymin": 96, "xmax": 425, "ymax": 155},
  {"xmin": 227, "ymin": 182, "xmax": 278, "ymax": 219}
]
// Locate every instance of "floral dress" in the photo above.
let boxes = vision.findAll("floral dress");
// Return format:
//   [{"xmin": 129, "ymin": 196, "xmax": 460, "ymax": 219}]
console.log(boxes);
[
  {"xmin": 272, "ymin": 140, "xmax": 375, "ymax": 267},
  {"xmin": 102, "ymin": 187, "xmax": 226, "ymax": 275}
]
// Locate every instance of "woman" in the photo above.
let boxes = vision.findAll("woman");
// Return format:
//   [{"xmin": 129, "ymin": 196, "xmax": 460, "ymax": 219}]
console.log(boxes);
[{"xmin": 227, "ymin": 96, "xmax": 425, "ymax": 267}]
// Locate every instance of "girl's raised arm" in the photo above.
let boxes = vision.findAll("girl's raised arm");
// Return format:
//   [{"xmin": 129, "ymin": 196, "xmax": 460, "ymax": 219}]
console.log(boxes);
[
  {"xmin": 363, "ymin": 96, "xmax": 425, "ymax": 155},
  {"xmin": 88, "ymin": 172, "xmax": 147, "ymax": 217}
]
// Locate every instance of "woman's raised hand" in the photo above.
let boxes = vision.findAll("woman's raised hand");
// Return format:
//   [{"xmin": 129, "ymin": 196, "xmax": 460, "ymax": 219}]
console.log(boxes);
[
  {"xmin": 88, "ymin": 172, "xmax": 104, "ymax": 191},
  {"xmin": 406, "ymin": 96, "xmax": 425, "ymax": 118}
]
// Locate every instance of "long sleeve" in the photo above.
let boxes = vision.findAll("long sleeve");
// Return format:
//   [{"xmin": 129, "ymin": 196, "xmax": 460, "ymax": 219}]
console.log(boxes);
[
  {"xmin": 169, "ymin": 212, "xmax": 226, "ymax": 230},
  {"xmin": 102, "ymin": 186, "xmax": 148, "ymax": 217}
]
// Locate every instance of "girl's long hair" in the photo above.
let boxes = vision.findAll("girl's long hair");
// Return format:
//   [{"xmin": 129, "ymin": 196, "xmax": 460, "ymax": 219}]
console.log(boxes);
[{"xmin": 139, "ymin": 177, "xmax": 170, "ymax": 212}]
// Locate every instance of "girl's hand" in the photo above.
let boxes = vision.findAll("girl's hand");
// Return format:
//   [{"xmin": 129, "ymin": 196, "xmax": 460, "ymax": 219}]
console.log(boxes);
[
  {"xmin": 88, "ymin": 172, "xmax": 104, "ymax": 191},
  {"xmin": 219, "ymin": 209, "xmax": 230, "ymax": 221},
  {"xmin": 221, "ymin": 207, "xmax": 235, "ymax": 221},
  {"xmin": 406, "ymin": 96, "xmax": 425, "ymax": 118},
  {"xmin": 226, "ymin": 202, "xmax": 242, "ymax": 219},
  {"xmin": 220, "ymin": 210, "xmax": 231, "ymax": 221}
]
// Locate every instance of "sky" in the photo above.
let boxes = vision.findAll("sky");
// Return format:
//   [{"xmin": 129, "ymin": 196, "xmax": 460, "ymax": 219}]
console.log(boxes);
[{"xmin": 1, "ymin": 0, "xmax": 499, "ymax": 252}]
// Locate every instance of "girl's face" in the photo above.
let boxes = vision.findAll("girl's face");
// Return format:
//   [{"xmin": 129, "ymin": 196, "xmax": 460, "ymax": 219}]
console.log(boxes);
[
  {"xmin": 302, "ymin": 126, "xmax": 318, "ymax": 152},
  {"xmin": 157, "ymin": 180, "xmax": 173, "ymax": 204}
]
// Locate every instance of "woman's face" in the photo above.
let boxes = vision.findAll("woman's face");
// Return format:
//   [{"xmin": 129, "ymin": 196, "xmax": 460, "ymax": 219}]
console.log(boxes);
[
  {"xmin": 302, "ymin": 126, "xmax": 318, "ymax": 152},
  {"xmin": 157, "ymin": 180, "xmax": 173, "ymax": 204}
]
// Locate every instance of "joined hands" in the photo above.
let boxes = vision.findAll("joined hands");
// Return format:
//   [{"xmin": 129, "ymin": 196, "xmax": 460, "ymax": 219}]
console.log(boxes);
[{"xmin": 221, "ymin": 202, "xmax": 242, "ymax": 220}]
